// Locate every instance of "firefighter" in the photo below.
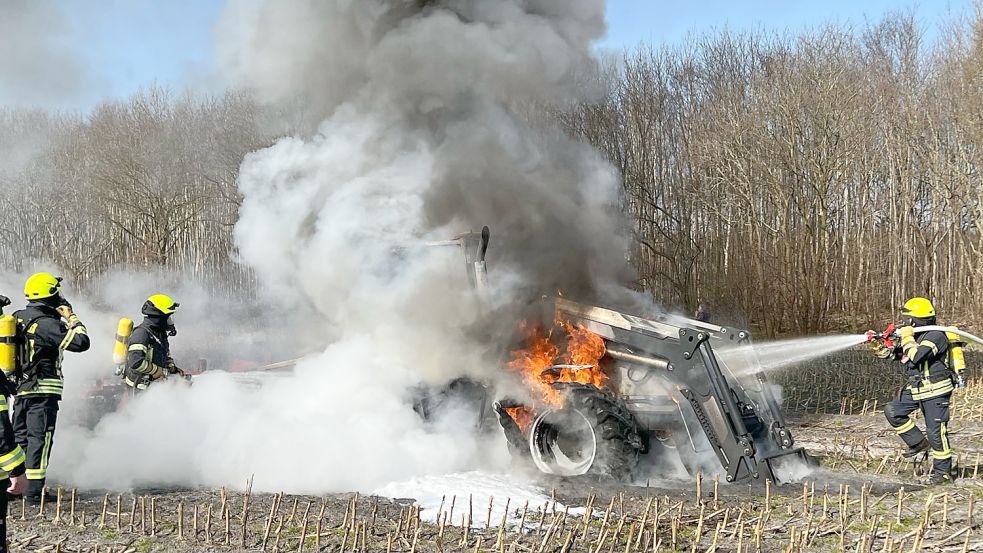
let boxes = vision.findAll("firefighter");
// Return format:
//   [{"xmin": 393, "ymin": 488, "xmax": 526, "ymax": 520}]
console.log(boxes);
[
  {"xmin": 0, "ymin": 293, "xmax": 25, "ymax": 552},
  {"xmin": 874, "ymin": 297, "xmax": 959, "ymax": 484},
  {"xmin": 12, "ymin": 273, "xmax": 89, "ymax": 500},
  {"xmin": 0, "ymin": 384, "xmax": 26, "ymax": 552},
  {"xmin": 123, "ymin": 294, "xmax": 184, "ymax": 391},
  {"xmin": 694, "ymin": 303, "xmax": 711, "ymax": 323}
]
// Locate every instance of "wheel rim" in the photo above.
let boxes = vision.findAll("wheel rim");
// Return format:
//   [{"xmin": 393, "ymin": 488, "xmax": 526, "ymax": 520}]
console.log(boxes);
[{"xmin": 528, "ymin": 408, "xmax": 598, "ymax": 476}]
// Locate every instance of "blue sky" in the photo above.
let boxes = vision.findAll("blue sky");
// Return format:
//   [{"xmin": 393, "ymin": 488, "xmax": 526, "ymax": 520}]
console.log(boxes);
[
  {"xmin": 1, "ymin": 0, "xmax": 974, "ymax": 111},
  {"xmin": 600, "ymin": 0, "xmax": 972, "ymax": 50}
]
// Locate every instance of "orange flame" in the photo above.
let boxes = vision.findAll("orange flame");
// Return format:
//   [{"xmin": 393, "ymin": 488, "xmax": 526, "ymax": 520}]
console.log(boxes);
[
  {"xmin": 506, "ymin": 316, "xmax": 608, "ymax": 410},
  {"xmin": 560, "ymin": 320, "xmax": 608, "ymax": 370},
  {"xmin": 504, "ymin": 406, "xmax": 536, "ymax": 435}
]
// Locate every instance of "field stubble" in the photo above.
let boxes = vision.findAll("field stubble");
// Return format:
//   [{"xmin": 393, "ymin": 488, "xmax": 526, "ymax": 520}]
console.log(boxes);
[{"xmin": 10, "ymin": 349, "xmax": 983, "ymax": 551}]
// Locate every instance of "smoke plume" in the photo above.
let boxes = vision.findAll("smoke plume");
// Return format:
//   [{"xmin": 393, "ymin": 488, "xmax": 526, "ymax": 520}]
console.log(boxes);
[
  {"xmin": 0, "ymin": 0, "xmax": 102, "ymax": 110},
  {"xmin": 222, "ymin": 0, "xmax": 628, "ymax": 301},
  {"xmin": 54, "ymin": 0, "xmax": 631, "ymax": 494}
]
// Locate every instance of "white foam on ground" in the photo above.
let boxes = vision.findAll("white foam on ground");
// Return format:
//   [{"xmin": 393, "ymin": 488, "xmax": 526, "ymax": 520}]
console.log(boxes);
[{"xmin": 373, "ymin": 471, "xmax": 584, "ymax": 528}]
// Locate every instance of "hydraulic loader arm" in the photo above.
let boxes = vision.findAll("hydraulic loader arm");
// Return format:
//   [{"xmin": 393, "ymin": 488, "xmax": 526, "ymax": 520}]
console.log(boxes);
[
  {"xmin": 675, "ymin": 329, "xmax": 796, "ymax": 482},
  {"xmin": 554, "ymin": 298, "xmax": 809, "ymax": 484}
]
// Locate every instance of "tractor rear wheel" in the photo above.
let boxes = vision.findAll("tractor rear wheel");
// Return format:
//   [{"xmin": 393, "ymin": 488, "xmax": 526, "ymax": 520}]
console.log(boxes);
[{"xmin": 527, "ymin": 384, "xmax": 644, "ymax": 479}]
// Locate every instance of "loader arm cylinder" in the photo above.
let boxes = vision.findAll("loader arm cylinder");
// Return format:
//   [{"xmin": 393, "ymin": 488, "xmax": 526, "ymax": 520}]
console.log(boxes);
[{"xmin": 605, "ymin": 349, "xmax": 672, "ymax": 371}]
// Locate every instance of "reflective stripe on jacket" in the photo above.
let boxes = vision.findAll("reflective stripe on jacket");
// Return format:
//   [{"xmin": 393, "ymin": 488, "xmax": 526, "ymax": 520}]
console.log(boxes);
[
  {"xmin": 13, "ymin": 303, "xmax": 90, "ymax": 398},
  {"xmin": 902, "ymin": 330, "xmax": 953, "ymax": 400}
]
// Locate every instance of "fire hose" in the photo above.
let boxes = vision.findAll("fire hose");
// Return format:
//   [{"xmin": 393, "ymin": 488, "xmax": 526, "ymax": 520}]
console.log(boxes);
[
  {"xmin": 912, "ymin": 326, "xmax": 983, "ymax": 347},
  {"xmin": 868, "ymin": 325, "xmax": 983, "ymax": 347}
]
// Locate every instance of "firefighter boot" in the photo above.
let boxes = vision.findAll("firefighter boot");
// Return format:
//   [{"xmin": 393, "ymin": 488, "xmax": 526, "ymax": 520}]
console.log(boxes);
[
  {"xmin": 902, "ymin": 439, "xmax": 931, "ymax": 459},
  {"xmin": 925, "ymin": 471, "xmax": 954, "ymax": 485},
  {"xmin": 24, "ymin": 480, "xmax": 55, "ymax": 504}
]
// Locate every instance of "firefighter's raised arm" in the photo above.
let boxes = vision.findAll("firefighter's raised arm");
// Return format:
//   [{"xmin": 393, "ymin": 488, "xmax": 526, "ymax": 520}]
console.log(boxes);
[
  {"xmin": 54, "ymin": 305, "xmax": 89, "ymax": 352},
  {"xmin": 898, "ymin": 327, "xmax": 947, "ymax": 365},
  {"xmin": 32, "ymin": 309, "xmax": 90, "ymax": 354}
]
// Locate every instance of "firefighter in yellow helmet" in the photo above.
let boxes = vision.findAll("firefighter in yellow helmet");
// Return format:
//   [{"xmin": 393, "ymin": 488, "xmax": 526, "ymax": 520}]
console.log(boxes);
[
  {"xmin": 122, "ymin": 295, "xmax": 185, "ymax": 390},
  {"xmin": 876, "ymin": 297, "xmax": 958, "ymax": 485},
  {"xmin": 11, "ymin": 273, "xmax": 89, "ymax": 501}
]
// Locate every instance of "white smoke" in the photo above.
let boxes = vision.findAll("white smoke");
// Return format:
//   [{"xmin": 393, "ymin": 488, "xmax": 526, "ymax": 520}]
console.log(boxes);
[
  {"xmin": 50, "ymin": 0, "xmax": 630, "ymax": 494},
  {"xmin": 0, "ymin": 0, "xmax": 105, "ymax": 110},
  {"xmin": 51, "ymin": 251, "xmax": 509, "ymax": 492},
  {"xmin": 0, "ymin": 267, "xmax": 299, "ymax": 412}
]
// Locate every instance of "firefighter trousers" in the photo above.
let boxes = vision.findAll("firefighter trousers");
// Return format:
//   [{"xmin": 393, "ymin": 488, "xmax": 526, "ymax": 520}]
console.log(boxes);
[
  {"xmin": 0, "ymin": 477, "xmax": 8, "ymax": 553},
  {"xmin": 885, "ymin": 389, "xmax": 951, "ymax": 475},
  {"xmin": 11, "ymin": 396, "xmax": 59, "ymax": 495}
]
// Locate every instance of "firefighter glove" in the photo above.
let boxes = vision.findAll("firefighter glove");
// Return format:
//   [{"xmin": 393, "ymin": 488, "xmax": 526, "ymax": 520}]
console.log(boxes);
[
  {"xmin": 869, "ymin": 341, "xmax": 892, "ymax": 359},
  {"xmin": 166, "ymin": 358, "xmax": 181, "ymax": 374},
  {"xmin": 898, "ymin": 326, "xmax": 915, "ymax": 339}
]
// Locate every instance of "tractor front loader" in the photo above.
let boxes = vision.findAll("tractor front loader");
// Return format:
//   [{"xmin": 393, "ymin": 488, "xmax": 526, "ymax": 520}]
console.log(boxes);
[{"xmin": 497, "ymin": 298, "xmax": 813, "ymax": 484}]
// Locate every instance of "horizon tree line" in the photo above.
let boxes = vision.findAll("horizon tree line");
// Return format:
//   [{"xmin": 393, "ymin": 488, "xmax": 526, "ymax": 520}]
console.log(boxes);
[{"xmin": 1, "ymin": 11, "xmax": 981, "ymax": 337}]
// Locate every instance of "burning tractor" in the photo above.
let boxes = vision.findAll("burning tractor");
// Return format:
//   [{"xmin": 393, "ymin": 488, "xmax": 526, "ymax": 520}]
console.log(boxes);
[
  {"xmin": 494, "ymin": 299, "xmax": 812, "ymax": 484},
  {"xmin": 423, "ymin": 226, "xmax": 810, "ymax": 484}
]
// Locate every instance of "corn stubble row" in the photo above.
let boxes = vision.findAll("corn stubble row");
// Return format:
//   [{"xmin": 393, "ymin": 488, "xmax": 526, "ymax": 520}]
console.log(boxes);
[{"xmin": 5, "ymin": 473, "xmax": 982, "ymax": 553}]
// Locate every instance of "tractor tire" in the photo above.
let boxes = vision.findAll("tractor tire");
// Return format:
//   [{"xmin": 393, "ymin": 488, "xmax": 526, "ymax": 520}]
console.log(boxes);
[
  {"xmin": 529, "ymin": 384, "xmax": 644, "ymax": 480},
  {"xmin": 494, "ymin": 402, "xmax": 532, "ymax": 460}
]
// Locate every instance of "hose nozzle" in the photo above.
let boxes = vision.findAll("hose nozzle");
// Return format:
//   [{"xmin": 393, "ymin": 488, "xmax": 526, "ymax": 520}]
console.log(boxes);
[{"xmin": 866, "ymin": 323, "xmax": 897, "ymax": 348}]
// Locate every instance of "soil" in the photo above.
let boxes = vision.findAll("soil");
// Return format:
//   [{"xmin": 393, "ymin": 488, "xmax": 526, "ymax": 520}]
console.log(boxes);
[{"xmin": 6, "ymin": 413, "xmax": 983, "ymax": 552}]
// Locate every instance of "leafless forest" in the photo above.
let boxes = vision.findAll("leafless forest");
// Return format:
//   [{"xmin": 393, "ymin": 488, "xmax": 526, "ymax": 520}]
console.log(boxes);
[
  {"xmin": 0, "ymin": 89, "xmax": 290, "ymax": 292},
  {"xmin": 2, "ymin": 13, "xmax": 981, "ymax": 336}
]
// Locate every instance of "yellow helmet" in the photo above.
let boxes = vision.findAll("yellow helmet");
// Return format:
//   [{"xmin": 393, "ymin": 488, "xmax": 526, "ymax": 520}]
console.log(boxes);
[
  {"xmin": 901, "ymin": 297, "xmax": 935, "ymax": 318},
  {"xmin": 24, "ymin": 272, "xmax": 62, "ymax": 300},
  {"xmin": 144, "ymin": 294, "xmax": 179, "ymax": 316}
]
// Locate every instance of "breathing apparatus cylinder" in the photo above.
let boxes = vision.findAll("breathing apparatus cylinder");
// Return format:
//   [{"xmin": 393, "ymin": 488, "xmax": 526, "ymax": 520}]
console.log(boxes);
[
  {"xmin": 0, "ymin": 315, "xmax": 15, "ymax": 378},
  {"xmin": 113, "ymin": 318, "xmax": 134, "ymax": 366},
  {"xmin": 947, "ymin": 328, "xmax": 967, "ymax": 375}
]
